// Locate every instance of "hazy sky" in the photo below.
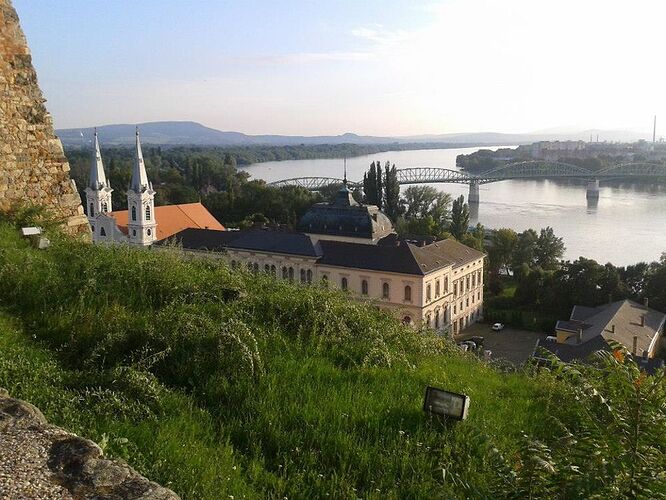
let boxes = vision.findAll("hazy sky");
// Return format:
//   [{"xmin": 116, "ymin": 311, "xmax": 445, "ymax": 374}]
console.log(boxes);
[{"xmin": 13, "ymin": 0, "xmax": 666, "ymax": 136}]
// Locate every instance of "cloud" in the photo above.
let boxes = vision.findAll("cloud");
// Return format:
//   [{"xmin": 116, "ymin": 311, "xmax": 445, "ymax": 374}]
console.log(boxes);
[
  {"xmin": 351, "ymin": 25, "xmax": 413, "ymax": 47},
  {"xmin": 249, "ymin": 51, "xmax": 375, "ymax": 65}
]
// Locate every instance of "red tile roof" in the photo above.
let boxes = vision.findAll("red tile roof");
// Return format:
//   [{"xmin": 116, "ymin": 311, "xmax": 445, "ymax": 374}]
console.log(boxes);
[{"xmin": 108, "ymin": 202, "xmax": 224, "ymax": 241}]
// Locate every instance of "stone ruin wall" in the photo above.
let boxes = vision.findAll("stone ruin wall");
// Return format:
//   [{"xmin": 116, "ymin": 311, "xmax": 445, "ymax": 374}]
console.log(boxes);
[{"xmin": 0, "ymin": 0, "xmax": 89, "ymax": 236}]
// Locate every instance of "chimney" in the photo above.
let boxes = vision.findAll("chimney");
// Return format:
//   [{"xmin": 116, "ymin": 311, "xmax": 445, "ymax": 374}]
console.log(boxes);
[
  {"xmin": 577, "ymin": 328, "xmax": 583, "ymax": 344},
  {"xmin": 644, "ymin": 297, "xmax": 649, "ymax": 308},
  {"xmin": 610, "ymin": 324, "xmax": 615, "ymax": 334},
  {"xmin": 640, "ymin": 315, "xmax": 645, "ymax": 327},
  {"xmin": 632, "ymin": 335, "xmax": 638, "ymax": 356}
]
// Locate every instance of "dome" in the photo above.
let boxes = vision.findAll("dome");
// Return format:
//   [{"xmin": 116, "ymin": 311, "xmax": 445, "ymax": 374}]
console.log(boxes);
[{"xmin": 297, "ymin": 184, "xmax": 395, "ymax": 241}]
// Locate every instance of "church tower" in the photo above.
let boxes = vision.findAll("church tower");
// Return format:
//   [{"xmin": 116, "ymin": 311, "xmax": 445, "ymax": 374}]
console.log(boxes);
[
  {"xmin": 127, "ymin": 128, "xmax": 157, "ymax": 245},
  {"xmin": 84, "ymin": 130, "xmax": 113, "ymax": 222}
]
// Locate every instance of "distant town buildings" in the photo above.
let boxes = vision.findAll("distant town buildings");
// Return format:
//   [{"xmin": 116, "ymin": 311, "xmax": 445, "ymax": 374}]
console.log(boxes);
[
  {"xmin": 161, "ymin": 183, "xmax": 485, "ymax": 333},
  {"xmin": 85, "ymin": 129, "xmax": 224, "ymax": 245}
]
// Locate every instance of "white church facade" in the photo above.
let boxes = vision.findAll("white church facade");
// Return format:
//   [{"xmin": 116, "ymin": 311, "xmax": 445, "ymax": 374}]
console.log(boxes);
[{"xmin": 85, "ymin": 128, "xmax": 224, "ymax": 245}]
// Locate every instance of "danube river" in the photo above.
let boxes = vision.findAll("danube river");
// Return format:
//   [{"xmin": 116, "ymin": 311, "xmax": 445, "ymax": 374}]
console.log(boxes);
[{"xmin": 240, "ymin": 146, "xmax": 666, "ymax": 266}]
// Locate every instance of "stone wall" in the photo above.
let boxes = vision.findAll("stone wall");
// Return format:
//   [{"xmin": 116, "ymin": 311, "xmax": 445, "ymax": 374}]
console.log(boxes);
[{"xmin": 0, "ymin": 0, "xmax": 88, "ymax": 236}]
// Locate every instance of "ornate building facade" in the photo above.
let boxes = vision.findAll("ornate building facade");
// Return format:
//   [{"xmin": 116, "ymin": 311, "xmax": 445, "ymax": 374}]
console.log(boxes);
[{"xmin": 163, "ymin": 183, "xmax": 485, "ymax": 333}]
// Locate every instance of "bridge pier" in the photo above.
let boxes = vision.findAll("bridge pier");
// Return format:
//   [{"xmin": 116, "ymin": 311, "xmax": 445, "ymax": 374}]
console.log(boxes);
[
  {"xmin": 468, "ymin": 181, "xmax": 480, "ymax": 204},
  {"xmin": 586, "ymin": 179, "xmax": 600, "ymax": 200}
]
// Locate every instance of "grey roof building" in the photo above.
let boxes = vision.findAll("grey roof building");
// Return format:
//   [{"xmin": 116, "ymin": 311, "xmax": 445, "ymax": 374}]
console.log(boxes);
[{"xmin": 535, "ymin": 299, "xmax": 665, "ymax": 373}]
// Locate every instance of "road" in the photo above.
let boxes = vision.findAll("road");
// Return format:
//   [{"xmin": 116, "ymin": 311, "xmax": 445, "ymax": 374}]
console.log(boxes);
[{"xmin": 455, "ymin": 323, "xmax": 547, "ymax": 365}]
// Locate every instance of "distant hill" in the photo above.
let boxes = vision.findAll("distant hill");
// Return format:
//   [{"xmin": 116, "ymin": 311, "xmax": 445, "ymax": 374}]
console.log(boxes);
[{"xmin": 55, "ymin": 121, "xmax": 652, "ymax": 147}]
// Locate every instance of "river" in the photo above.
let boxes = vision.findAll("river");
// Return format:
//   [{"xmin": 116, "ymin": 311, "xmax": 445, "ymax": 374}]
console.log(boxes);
[{"xmin": 240, "ymin": 146, "xmax": 666, "ymax": 266}]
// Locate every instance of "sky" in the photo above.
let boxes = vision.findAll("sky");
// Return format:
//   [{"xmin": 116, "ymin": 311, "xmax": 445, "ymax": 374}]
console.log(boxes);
[{"xmin": 12, "ymin": 0, "xmax": 666, "ymax": 136}]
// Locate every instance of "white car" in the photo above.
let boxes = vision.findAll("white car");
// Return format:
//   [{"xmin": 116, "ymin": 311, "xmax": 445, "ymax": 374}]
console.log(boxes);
[{"xmin": 491, "ymin": 323, "xmax": 505, "ymax": 331}]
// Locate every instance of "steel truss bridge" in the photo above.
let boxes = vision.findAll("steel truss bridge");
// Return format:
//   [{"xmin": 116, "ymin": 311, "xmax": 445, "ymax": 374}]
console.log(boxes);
[{"xmin": 267, "ymin": 161, "xmax": 666, "ymax": 196}]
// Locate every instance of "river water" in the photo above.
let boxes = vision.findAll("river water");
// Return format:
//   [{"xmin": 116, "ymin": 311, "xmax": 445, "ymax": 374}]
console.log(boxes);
[{"xmin": 240, "ymin": 146, "xmax": 666, "ymax": 266}]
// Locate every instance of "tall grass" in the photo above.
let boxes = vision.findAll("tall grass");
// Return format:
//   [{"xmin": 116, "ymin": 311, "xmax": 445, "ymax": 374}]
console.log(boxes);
[{"xmin": 0, "ymin": 220, "xmax": 663, "ymax": 498}]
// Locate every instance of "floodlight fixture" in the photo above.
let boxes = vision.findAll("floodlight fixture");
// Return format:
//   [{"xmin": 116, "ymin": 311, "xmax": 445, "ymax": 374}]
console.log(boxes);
[{"xmin": 423, "ymin": 386, "xmax": 470, "ymax": 421}]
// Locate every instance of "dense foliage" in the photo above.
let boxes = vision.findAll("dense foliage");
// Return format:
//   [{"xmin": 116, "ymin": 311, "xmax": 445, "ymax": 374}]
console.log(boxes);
[{"xmin": 0, "ymin": 216, "xmax": 664, "ymax": 498}]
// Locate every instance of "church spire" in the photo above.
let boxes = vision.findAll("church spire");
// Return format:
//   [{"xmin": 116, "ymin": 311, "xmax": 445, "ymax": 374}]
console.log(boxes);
[
  {"xmin": 88, "ymin": 128, "xmax": 108, "ymax": 190},
  {"xmin": 130, "ymin": 127, "xmax": 150, "ymax": 192}
]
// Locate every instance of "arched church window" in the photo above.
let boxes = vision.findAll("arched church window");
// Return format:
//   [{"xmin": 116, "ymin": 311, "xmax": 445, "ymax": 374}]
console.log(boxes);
[
  {"xmin": 435, "ymin": 309, "xmax": 440, "ymax": 329},
  {"xmin": 265, "ymin": 264, "xmax": 270, "ymax": 273},
  {"xmin": 361, "ymin": 280, "xmax": 368, "ymax": 296},
  {"xmin": 288, "ymin": 267, "xmax": 294, "ymax": 281},
  {"xmin": 435, "ymin": 280, "xmax": 440, "ymax": 297},
  {"xmin": 145, "ymin": 205, "xmax": 151, "ymax": 221},
  {"xmin": 100, "ymin": 227, "xmax": 106, "ymax": 237},
  {"xmin": 404, "ymin": 285, "xmax": 412, "ymax": 301},
  {"xmin": 300, "ymin": 269, "xmax": 306, "ymax": 283},
  {"xmin": 306, "ymin": 270, "xmax": 312, "ymax": 283},
  {"xmin": 101, "ymin": 202, "xmax": 108, "ymax": 213},
  {"xmin": 131, "ymin": 206, "xmax": 137, "ymax": 222},
  {"xmin": 132, "ymin": 229, "xmax": 136, "ymax": 237},
  {"xmin": 89, "ymin": 203, "xmax": 94, "ymax": 217},
  {"xmin": 91, "ymin": 225, "xmax": 95, "ymax": 233},
  {"xmin": 271, "ymin": 265, "xmax": 276, "ymax": 276},
  {"xmin": 282, "ymin": 266, "xmax": 288, "ymax": 279},
  {"xmin": 382, "ymin": 282, "xmax": 390, "ymax": 299},
  {"xmin": 147, "ymin": 229, "xmax": 152, "ymax": 236},
  {"xmin": 341, "ymin": 277, "xmax": 348, "ymax": 290},
  {"xmin": 253, "ymin": 263, "xmax": 259, "ymax": 273}
]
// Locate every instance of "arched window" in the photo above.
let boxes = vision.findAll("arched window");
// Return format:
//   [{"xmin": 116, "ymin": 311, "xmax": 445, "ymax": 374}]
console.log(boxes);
[
  {"xmin": 101, "ymin": 202, "xmax": 108, "ymax": 213},
  {"xmin": 402, "ymin": 316, "xmax": 412, "ymax": 325},
  {"xmin": 247, "ymin": 262, "xmax": 253, "ymax": 271},
  {"xmin": 132, "ymin": 229, "xmax": 136, "ymax": 237},
  {"xmin": 341, "ymin": 277, "xmax": 348, "ymax": 290},
  {"xmin": 131, "ymin": 206, "xmax": 137, "ymax": 222},
  {"xmin": 271, "ymin": 265, "xmax": 276, "ymax": 276},
  {"xmin": 321, "ymin": 274, "xmax": 328, "ymax": 282},
  {"xmin": 253, "ymin": 263, "xmax": 259, "ymax": 273},
  {"xmin": 306, "ymin": 270, "xmax": 312, "ymax": 283},
  {"xmin": 100, "ymin": 227, "xmax": 106, "ymax": 237},
  {"xmin": 265, "ymin": 264, "xmax": 270, "ymax": 273},
  {"xmin": 361, "ymin": 280, "xmax": 368, "ymax": 296},
  {"xmin": 300, "ymin": 269, "xmax": 307, "ymax": 283},
  {"xmin": 435, "ymin": 280, "xmax": 440, "ymax": 297},
  {"xmin": 382, "ymin": 282, "xmax": 390, "ymax": 299},
  {"xmin": 435, "ymin": 309, "xmax": 440, "ymax": 329},
  {"xmin": 89, "ymin": 203, "xmax": 94, "ymax": 217},
  {"xmin": 288, "ymin": 267, "xmax": 294, "ymax": 281},
  {"xmin": 145, "ymin": 205, "xmax": 151, "ymax": 221},
  {"xmin": 426, "ymin": 314, "xmax": 432, "ymax": 327},
  {"xmin": 147, "ymin": 229, "xmax": 152, "ymax": 236},
  {"xmin": 426, "ymin": 284, "xmax": 432, "ymax": 301},
  {"xmin": 444, "ymin": 277, "xmax": 449, "ymax": 293},
  {"xmin": 472, "ymin": 273, "xmax": 476, "ymax": 287},
  {"xmin": 404, "ymin": 285, "xmax": 412, "ymax": 301},
  {"xmin": 282, "ymin": 266, "xmax": 288, "ymax": 279}
]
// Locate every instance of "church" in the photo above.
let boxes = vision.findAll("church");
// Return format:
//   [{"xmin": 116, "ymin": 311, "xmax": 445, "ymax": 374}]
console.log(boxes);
[
  {"xmin": 161, "ymin": 181, "xmax": 486, "ymax": 333},
  {"xmin": 84, "ymin": 129, "xmax": 224, "ymax": 244}
]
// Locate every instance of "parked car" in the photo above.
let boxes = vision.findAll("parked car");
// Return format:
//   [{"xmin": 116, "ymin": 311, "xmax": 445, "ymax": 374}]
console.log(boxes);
[{"xmin": 491, "ymin": 323, "xmax": 505, "ymax": 331}]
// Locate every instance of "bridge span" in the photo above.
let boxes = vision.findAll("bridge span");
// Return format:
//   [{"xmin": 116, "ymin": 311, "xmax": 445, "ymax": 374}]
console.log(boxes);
[{"xmin": 267, "ymin": 160, "xmax": 666, "ymax": 203}]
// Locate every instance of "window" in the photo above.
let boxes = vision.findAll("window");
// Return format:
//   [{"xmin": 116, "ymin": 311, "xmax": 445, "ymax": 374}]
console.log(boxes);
[
  {"xmin": 466, "ymin": 276, "xmax": 470, "ymax": 290},
  {"xmin": 435, "ymin": 309, "xmax": 440, "ymax": 329},
  {"xmin": 341, "ymin": 277, "xmax": 348, "ymax": 290},
  {"xmin": 472, "ymin": 274, "xmax": 476, "ymax": 287},
  {"xmin": 282, "ymin": 266, "xmax": 288, "ymax": 279},
  {"xmin": 426, "ymin": 284, "xmax": 432, "ymax": 301},
  {"xmin": 100, "ymin": 227, "xmax": 106, "ymax": 237},
  {"xmin": 132, "ymin": 229, "xmax": 136, "ymax": 237},
  {"xmin": 361, "ymin": 279, "xmax": 368, "ymax": 295},
  {"xmin": 89, "ymin": 203, "xmax": 94, "ymax": 216},
  {"xmin": 271, "ymin": 265, "xmax": 276, "ymax": 276},
  {"xmin": 147, "ymin": 229, "xmax": 152, "ymax": 236},
  {"xmin": 307, "ymin": 270, "xmax": 312, "ymax": 283},
  {"xmin": 265, "ymin": 264, "xmax": 270, "ymax": 273},
  {"xmin": 466, "ymin": 298, "xmax": 469, "ymax": 307},
  {"xmin": 382, "ymin": 282, "xmax": 390, "ymax": 299},
  {"xmin": 454, "ymin": 304, "xmax": 457, "ymax": 314},
  {"xmin": 131, "ymin": 206, "xmax": 137, "ymax": 221},
  {"xmin": 404, "ymin": 285, "xmax": 411, "ymax": 301},
  {"xmin": 101, "ymin": 202, "xmax": 108, "ymax": 213},
  {"xmin": 402, "ymin": 316, "xmax": 412, "ymax": 325},
  {"xmin": 247, "ymin": 262, "xmax": 253, "ymax": 271},
  {"xmin": 477, "ymin": 291, "xmax": 481, "ymax": 301},
  {"xmin": 300, "ymin": 269, "xmax": 306, "ymax": 283},
  {"xmin": 435, "ymin": 280, "xmax": 440, "ymax": 297},
  {"xmin": 426, "ymin": 314, "xmax": 432, "ymax": 327},
  {"xmin": 454, "ymin": 282, "xmax": 458, "ymax": 298},
  {"xmin": 322, "ymin": 274, "xmax": 328, "ymax": 282},
  {"xmin": 288, "ymin": 267, "xmax": 294, "ymax": 281},
  {"xmin": 91, "ymin": 225, "xmax": 95, "ymax": 233},
  {"xmin": 445, "ymin": 277, "xmax": 449, "ymax": 293},
  {"xmin": 145, "ymin": 205, "xmax": 151, "ymax": 221}
]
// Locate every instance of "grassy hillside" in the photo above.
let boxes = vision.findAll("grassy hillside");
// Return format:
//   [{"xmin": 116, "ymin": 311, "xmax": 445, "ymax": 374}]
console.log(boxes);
[{"xmin": 0, "ymin": 220, "xmax": 663, "ymax": 498}]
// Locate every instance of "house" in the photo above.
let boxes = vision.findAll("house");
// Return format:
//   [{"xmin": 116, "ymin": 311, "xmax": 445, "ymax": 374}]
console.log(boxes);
[
  {"xmin": 160, "ymin": 182, "xmax": 486, "ymax": 332},
  {"xmin": 535, "ymin": 299, "xmax": 665, "ymax": 373},
  {"xmin": 85, "ymin": 128, "xmax": 224, "ymax": 244}
]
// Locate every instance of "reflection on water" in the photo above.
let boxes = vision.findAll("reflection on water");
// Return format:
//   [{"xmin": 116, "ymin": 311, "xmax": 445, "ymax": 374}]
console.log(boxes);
[{"xmin": 240, "ymin": 147, "xmax": 666, "ymax": 266}]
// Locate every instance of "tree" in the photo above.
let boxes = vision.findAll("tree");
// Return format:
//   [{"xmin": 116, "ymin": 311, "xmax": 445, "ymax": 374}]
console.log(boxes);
[
  {"xmin": 450, "ymin": 195, "xmax": 470, "ymax": 241},
  {"xmin": 512, "ymin": 229, "xmax": 539, "ymax": 276},
  {"xmin": 383, "ymin": 163, "xmax": 401, "ymax": 221},
  {"xmin": 645, "ymin": 262, "xmax": 666, "ymax": 313},
  {"xmin": 461, "ymin": 223, "xmax": 485, "ymax": 251},
  {"xmin": 399, "ymin": 186, "xmax": 451, "ymax": 238},
  {"xmin": 490, "ymin": 228, "xmax": 518, "ymax": 275},
  {"xmin": 535, "ymin": 226, "xmax": 565, "ymax": 270},
  {"xmin": 375, "ymin": 164, "xmax": 383, "ymax": 210}
]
